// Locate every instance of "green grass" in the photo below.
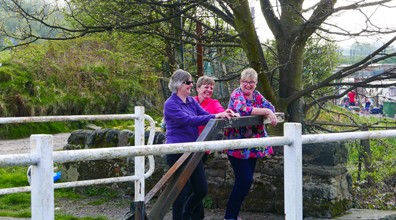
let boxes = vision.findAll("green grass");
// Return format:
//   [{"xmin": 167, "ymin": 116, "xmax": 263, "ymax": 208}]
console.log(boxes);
[
  {"xmin": 0, "ymin": 166, "xmax": 29, "ymax": 188},
  {"xmin": 0, "ymin": 166, "xmax": 119, "ymax": 219},
  {"xmin": 0, "ymin": 167, "xmax": 31, "ymax": 217},
  {"xmin": 347, "ymin": 138, "xmax": 396, "ymax": 183},
  {"xmin": 0, "ymin": 194, "xmax": 31, "ymax": 217}
]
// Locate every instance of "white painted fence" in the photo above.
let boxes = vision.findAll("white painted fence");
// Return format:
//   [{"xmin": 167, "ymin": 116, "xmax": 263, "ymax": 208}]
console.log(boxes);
[
  {"xmin": 0, "ymin": 106, "xmax": 156, "ymax": 219},
  {"xmin": 0, "ymin": 106, "xmax": 396, "ymax": 220}
]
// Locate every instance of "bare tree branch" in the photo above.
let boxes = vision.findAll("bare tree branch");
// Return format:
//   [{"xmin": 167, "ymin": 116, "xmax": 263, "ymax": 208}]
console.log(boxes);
[{"xmin": 287, "ymin": 36, "xmax": 396, "ymax": 104}]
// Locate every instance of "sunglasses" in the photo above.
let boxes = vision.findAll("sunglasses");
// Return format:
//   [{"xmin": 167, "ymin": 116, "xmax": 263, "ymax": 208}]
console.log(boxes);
[{"xmin": 183, "ymin": 80, "xmax": 194, "ymax": 85}]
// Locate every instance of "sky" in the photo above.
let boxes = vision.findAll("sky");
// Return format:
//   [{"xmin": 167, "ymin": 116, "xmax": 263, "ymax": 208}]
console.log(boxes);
[{"xmin": 250, "ymin": 0, "xmax": 396, "ymax": 48}]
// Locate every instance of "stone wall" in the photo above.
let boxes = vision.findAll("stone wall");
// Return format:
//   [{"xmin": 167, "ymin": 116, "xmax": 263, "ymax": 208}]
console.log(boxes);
[
  {"xmin": 61, "ymin": 129, "xmax": 136, "ymax": 193},
  {"xmin": 302, "ymin": 142, "xmax": 352, "ymax": 217},
  {"xmin": 60, "ymin": 129, "xmax": 352, "ymax": 218}
]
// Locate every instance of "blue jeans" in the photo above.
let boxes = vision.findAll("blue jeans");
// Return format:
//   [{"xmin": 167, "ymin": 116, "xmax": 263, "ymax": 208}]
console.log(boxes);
[
  {"xmin": 166, "ymin": 154, "xmax": 207, "ymax": 220},
  {"xmin": 224, "ymin": 155, "xmax": 257, "ymax": 219}
]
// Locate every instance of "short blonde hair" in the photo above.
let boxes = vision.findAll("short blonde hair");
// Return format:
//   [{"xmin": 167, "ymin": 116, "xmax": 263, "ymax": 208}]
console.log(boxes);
[
  {"xmin": 240, "ymin": 68, "xmax": 258, "ymax": 81},
  {"xmin": 196, "ymin": 76, "xmax": 215, "ymax": 88}
]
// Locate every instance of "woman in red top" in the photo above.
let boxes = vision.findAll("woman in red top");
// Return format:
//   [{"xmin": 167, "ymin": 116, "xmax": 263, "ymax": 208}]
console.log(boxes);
[
  {"xmin": 193, "ymin": 76, "xmax": 229, "ymax": 219},
  {"xmin": 194, "ymin": 76, "xmax": 225, "ymax": 134}
]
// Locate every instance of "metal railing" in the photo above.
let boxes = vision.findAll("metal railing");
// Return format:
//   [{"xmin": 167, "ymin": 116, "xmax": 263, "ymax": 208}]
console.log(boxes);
[{"xmin": 0, "ymin": 107, "xmax": 396, "ymax": 220}]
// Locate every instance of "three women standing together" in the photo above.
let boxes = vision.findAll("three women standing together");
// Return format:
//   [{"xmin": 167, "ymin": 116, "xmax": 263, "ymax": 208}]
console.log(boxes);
[{"xmin": 163, "ymin": 68, "xmax": 278, "ymax": 220}]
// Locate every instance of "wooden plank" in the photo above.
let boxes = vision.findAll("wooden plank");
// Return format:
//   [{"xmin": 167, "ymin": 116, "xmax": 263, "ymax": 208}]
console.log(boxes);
[
  {"xmin": 147, "ymin": 117, "xmax": 219, "ymax": 220},
  {"xmin": 147, "ymin": 152, "xmax": 204, "ymax": 220},
  {"xmin": 144, "ymin": 152, "xmax": 191, "ymax": 204},
  {"xmin": 200, "ymin": 113, "xmax": 284, "ymax": 135}
]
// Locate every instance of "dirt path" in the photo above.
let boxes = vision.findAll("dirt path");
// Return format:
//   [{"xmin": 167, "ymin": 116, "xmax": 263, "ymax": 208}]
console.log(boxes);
[
  {"xmin": 55, "ymin": 196, "xmax": 284, "ymax": 220},
  {"xmin": 0, "ymin": 133, "xmax": 70, "ymax": 155}
]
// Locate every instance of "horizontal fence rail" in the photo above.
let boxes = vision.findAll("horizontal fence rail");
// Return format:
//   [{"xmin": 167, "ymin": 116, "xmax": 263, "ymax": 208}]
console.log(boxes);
[
  {"xmin": 0, "ymin": 107, "xmax": 396, "ymax": 220},
  {"xmin": 0, "ymin": 136, "xmax": 293, "ymax": 167},
  {"xmin": 302, "ymin": 130, "xmax": 396, "ymax": 144},
  {"xmin": 0, "ymin": 114, "xmax": 141, "ymax": 124}
]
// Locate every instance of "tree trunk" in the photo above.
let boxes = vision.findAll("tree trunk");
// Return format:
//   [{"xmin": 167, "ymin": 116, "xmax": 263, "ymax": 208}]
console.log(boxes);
[
  {"xmin": 229, "ymin": 0, "xmax": 277, "ymax": 105},
  {"xmin": 360, "ymin": 124, "xmax": 374, "ymax": 185},
  {"xmin": 229, "ymin": 0, "xmax": 310, "ymax": 124},
  {"xmin": 277, "ymin": 40, "xmax": 305, "ymax": 123}
]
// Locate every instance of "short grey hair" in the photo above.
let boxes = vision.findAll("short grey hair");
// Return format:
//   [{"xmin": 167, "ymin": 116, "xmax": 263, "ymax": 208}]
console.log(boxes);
[
  {"xmin": 196, "ymin": 76, "xmax": 215, "ymax": 88},
  {"xmin": 168, "ymin": 69, "xmax": 192, "ymax": 93},
  {"xmin": 240, "ymin": 68, "xmax": 258, "ymax": 81}
]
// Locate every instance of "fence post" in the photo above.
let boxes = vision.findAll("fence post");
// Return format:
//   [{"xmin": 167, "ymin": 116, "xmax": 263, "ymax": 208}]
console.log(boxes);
[
  {"xmin": 134, "ymin": 106, "xmax": 146, "ymax": 220},
  {"xmin": 30, "ymin": 135, "xmax": 54, "ymax": 220},
  {"xmin": 284, "ymin": 123, "xmax": 302, "ymax": 220}
]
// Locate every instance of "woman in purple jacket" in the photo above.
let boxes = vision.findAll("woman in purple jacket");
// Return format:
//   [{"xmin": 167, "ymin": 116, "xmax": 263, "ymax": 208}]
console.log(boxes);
[{"xmin": 164, "ymin": 69, "xmax": 233, "ymax": 220}]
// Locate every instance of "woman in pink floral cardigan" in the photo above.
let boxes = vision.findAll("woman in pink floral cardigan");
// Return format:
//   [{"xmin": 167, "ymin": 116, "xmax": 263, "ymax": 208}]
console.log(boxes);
[{"xmin": 223, "ymin": 68, "xmax": 278, "ymax": 220}]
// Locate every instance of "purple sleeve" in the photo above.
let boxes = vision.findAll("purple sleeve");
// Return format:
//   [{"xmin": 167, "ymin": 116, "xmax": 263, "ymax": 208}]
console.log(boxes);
[{"xmin": 164, "ymin": 99, "xmax": 214, "ymax": 126}]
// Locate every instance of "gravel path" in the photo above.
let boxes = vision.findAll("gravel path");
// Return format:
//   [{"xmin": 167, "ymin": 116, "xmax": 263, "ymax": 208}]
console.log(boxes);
[
  {"xmin": 0, "ymin": 133, "xmax": 70, "ymax": 155},
  {"xmin": 55, "ymin": 197, "xmax": 284, "ymax": 219}
]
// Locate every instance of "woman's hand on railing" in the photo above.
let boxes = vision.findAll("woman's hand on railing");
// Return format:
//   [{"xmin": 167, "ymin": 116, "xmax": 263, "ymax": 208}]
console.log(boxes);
[
  {"xmin": 266, "ymin": 111, "xmax": 278, "ymax": 126},
  {"xmin": 215, "ymin": 109, "xmax": 237, "ymax": 120}
]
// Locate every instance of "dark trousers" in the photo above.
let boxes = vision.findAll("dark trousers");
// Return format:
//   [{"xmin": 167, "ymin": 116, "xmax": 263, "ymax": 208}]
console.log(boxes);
[
  {"xmin": 166, "ymin": 154, "xmax": 208, "ymax": 220},
  {"xmin": 224, "ymin": 155, "xmax": 257, "ymax": 219}
]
